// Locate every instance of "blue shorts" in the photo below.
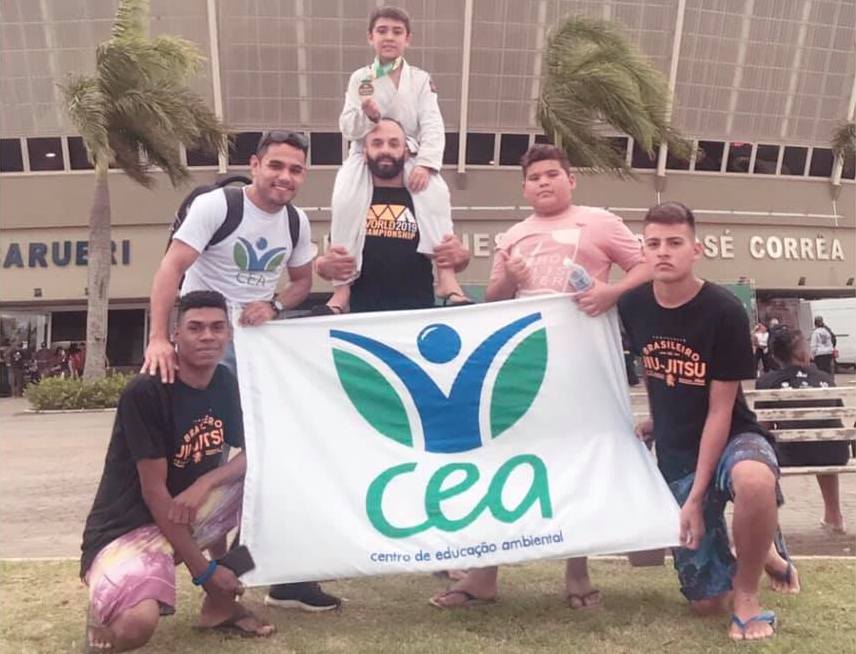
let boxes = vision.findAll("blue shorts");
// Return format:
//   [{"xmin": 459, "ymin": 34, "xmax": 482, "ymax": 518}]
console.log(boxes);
[{"xmin": 667, "ymin": 432, "xmax": 788, "ymax": 602}]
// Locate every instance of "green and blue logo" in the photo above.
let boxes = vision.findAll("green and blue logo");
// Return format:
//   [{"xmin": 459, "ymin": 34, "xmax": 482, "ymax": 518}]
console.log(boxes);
[
  {"xmin": 331, "ymin": 312, "xmax": 547, "ymax": 453},
  {"xmin": 233, "ymin": 236, "xmax": 287, "ymax": 272},
  {"xmin": 330, "ymin": 312, "xmax": 553, "ymax": 537}
]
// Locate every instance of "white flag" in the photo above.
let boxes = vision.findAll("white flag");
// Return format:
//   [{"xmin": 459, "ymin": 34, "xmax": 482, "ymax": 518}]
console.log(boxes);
[{"xmin": 235, "ymin": 295, "xmax": 680, "ymax": 585}]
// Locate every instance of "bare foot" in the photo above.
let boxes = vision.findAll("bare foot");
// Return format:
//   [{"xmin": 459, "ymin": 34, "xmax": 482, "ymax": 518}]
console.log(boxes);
[
  {"xmin": 820, "ymin": 519, "xmax": 847, "ymax": 535},
  {"xmin": 433, "ymin": 569, "xmax": 469, "ymax": 582},
  {"xmin": 86, "ymin": 622, "xmax": 115, "ymax": 652},
  {"xmin": 764, "ymin": 550, "xmax": 800, "ymax": 594},
  {"xmin": 565, "ymin": 562, "xmax": 601, "ymax": 609}
]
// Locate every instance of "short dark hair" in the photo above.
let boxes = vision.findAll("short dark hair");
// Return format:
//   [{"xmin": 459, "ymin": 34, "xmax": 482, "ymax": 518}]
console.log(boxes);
[
  {"xmin": 771, "ymin": 328, "xmax": 804, "ymax": 365},
  {"xmin": 369, "ymin": 6, "xmax": 411, "ymax": 34},
  {"xmin": 520, "ymin": 144, "xmax": 571, "ymax": 175},
  {"xmin": 644, "ymin": 201, "xmax": 696, "ymax": 234},
  {"xmin": 178, "ymin": 290, "xmax": 228, "ymax": 320},
  {"xmin": 256, "ymin": 130, "xmax": 309, "ymax": 158},
  {"xmin": 814, "ymin": 316, "xmax": 824, "ymax": 326}
]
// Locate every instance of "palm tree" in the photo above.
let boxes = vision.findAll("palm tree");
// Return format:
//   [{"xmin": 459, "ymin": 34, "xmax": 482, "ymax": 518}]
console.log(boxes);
[
  {"xmin": 538, "ymin": 16, "xmax": 690, "ymax": 175},
  {"xmin": 831, "ymin": 121, "xmax": 855, "ymax": 159},
  {"xmin": 60, "ymin": 0, "xmax": 228, "ymax": 380}
]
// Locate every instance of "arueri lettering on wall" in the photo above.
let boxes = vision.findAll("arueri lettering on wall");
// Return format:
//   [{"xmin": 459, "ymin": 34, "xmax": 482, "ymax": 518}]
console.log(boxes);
[{"xmin": 2, "ymin": 240, "xmax": 132, "ymax": 268}]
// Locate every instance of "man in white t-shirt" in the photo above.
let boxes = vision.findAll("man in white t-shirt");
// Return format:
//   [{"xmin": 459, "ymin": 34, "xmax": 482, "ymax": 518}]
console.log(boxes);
[
  {"xmin": 143, "ymin": 131, "xmax": 315, "ymax": 382},
  {"xmin": 142, "ymin": 131, "xmax": 343, "ymax": 612}
]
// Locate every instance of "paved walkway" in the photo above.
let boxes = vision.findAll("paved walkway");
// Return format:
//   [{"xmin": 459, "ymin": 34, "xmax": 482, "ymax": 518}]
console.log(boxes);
[{"xmin": 1, "ymin": 394, "xmax": 853, "ymax": 559}]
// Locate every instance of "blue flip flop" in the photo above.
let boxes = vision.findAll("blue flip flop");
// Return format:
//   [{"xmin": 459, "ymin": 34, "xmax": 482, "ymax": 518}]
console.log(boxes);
[{"xmin": 731, "ymin": 611, "xmax": 777, "ymax": 639}]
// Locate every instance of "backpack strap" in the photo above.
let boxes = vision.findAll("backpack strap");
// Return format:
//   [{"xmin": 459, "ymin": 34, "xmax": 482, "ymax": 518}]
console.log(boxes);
[
  {"xmin": 208, "ymin": 186, "xmax": 245, "ymax": 249},
  {"xmin": 286, "ymin": 203, "xmax": 300, "ymax": 250}
]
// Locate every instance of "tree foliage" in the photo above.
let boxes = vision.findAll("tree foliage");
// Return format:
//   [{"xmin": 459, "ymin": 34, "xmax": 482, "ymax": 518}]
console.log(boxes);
[
  {"xmin": 58, "ymin": 0, "xmax": 228, "ymax": 380},
  {"xmin": 60, "ymin": 0, "xmax": 227, "ymax": 184},
  {"xmin": 538, "ymin": 16, "xmax": 691, "ymax": 175},
  {"xmin": 831, "ymin": 121, "xmax": 855, "ymax": 159}
]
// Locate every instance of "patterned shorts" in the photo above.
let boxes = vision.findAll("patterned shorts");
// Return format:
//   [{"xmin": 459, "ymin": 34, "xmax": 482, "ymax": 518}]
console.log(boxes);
[
  {"xmin": 85, "ymin": 480, "xmax": 243, "ymax": 626},
  {"xmin": 667, "ymin": 432, "xmax": 787, "ymax": 602}
]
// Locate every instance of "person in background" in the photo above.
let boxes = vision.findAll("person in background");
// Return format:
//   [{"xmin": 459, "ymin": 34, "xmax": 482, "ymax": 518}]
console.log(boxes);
[
  {"xmin": 810, "ymin": 316, "xmax": 836, "ymax": 375},
  {"xmin": 756, "ymin": 328, "xmax": 848, "ymax": 534},
  {"xmin": 35, "ymin": 342, "xmax": 52, "ymax": 379},
  {"xmin": 9, "ymin": 342, "xmax": 27, "ymax": 397},
  {"xmin": 69, "ymin": 343, "xmax": 84, "ymax": 379},
  {"xmin": 752, "ymin": 323, "xmax": 771, "ymax": 376},
  {"xmin": 766, "ymin": 318, "xmax": 786, "ymax": 371}
]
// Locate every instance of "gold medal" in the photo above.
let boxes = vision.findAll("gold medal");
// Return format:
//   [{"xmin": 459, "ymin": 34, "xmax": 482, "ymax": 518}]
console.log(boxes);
[{"xmin": 358, "ymin": 78, "xmax": 374, "ymax": 97}]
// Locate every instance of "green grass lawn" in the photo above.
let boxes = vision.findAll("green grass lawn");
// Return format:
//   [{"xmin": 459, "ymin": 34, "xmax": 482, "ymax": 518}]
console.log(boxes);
[{"xmin": 1, "ymin": 558, "xmax": 854, "ymax": 653}]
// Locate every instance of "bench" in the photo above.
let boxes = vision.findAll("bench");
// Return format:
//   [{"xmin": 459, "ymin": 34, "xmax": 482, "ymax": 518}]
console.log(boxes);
[{"xmin": 629, "ymin": 386, "xmax": 856, "ymax": 477}]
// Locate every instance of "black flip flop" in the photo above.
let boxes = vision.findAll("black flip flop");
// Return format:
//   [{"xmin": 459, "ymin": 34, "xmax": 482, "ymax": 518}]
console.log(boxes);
[
  {"xmin": 194, "ymin": 605, "xmax": 275, "ymax": 639},
  {"xmin": 428, "ymin": 589, "xmax": 495, "ymax": 609},
  {"xmin": 439, "ymin": 293, "xmax": 475, "ymax": 307}
]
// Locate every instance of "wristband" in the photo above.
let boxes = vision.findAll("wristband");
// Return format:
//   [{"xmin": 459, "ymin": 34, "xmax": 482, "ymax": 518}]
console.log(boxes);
[{"xmin": 192, "ymin": 559, "xmax": 218, "ymax": 586}]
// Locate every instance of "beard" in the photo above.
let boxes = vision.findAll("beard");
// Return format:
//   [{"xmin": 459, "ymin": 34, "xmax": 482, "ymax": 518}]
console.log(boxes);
[{"xmin": 367, "ymin": 153, "xmax": 405, "ymax": 179}]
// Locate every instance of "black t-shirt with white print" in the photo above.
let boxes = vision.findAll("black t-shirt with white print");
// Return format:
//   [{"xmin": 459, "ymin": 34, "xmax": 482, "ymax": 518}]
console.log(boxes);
[
  {"xmin": 350, "ymin": 186, "xmax": 434, "ymax": 313},
  {"xmin": 618, "ymin": 281, "xmax": 770, "ymax": 482},
  {"xmin": 79, "ymin": 366, "xmax": 243, "ymax": 577}
]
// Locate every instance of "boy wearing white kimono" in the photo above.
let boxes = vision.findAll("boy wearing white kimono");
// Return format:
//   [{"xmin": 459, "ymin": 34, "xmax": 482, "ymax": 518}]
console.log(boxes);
[{"xmin": 319, "ymin": 5, "xmax": 469, "ymax": 314}]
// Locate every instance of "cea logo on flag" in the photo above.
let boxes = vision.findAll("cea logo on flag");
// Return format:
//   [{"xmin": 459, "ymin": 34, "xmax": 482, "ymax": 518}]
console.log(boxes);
[{"xmin": 330, "ymin": 312, "xmax": 553, "ymax": 538}]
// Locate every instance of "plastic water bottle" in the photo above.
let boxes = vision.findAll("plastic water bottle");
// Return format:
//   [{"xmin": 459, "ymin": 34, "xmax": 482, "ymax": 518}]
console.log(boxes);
[{"xmin": 563, "ymin": 258, "xmax": 593, "ymax": 292}]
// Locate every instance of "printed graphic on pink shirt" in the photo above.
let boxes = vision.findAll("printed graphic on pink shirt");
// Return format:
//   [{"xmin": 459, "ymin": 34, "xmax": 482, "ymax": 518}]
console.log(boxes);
[{"xmin": 509, "ymin": 228, "xmax": 581, "ymax": 294}]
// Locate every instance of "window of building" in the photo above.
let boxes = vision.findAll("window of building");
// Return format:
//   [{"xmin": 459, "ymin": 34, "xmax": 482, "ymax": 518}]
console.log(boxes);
[
  {"xmin": 808, "ymin": 147, "xmax": 834, "ymax": 177},
  {"xmin": 106, "ymin": 309, "xmax": 145, "ymax": 367},
  {"xmin": 842, "ymin": 153, "xmax": 855, "ymax": 180},
  {"xmin": 228, "ymin": 132, "xmax": 262, "ymax": 166},
  {"xmin": 443, "ymin": 132, "xmax": 459, "ymax": 165},
  {"xmin": 753, "ymin": 144, "xmax": 778, "ymax": 175},
  {"xmin": 465, "ymin": 133, "xmax": 496, "ymax": 165},
  {"xmin": 186, "ymin": 146, "xmax": 219, "ymax": 167},
  {"xmin": 631, "ymin": 140, "xmax": 656, "ymax": 169},
  {"xmin": 726, "ymin": 142, "xmax": 752, "ymax": 173},
  {"xmin": 534, "ymin": 134, "xmax": 553, "ymax": 144},
  {"xmin": 0, "ymin": 138, "xmax": 24, "ymax": 172},
  {"xmin": 608, "ymin": 137, "xmax": 629, "ymax": 163},
  {"xmin": 666, "ymin": 146, "xmax": 690, "ymax": 170},
  {"xmin": 780, "ymin": 146, "xmax": 807, "ymax": 176},
  {"xmin": 68, "ymin": 136, "xmax": 95, "ymax": 170},
  {"xmin": 499, "ymin": 133, "xmax": 530, "ymax": 166},
  {"xmin": 27, "ymin": 137, "xmax": 64, "ymax": 171},
  {"xmin": 50, "ymin": 311, "xmax": 86, "ymax": 343},
  {"xmin": 309, "ymin": 132, "xmax": 343, "ymax": 166},
  {"xmin": 694, "ymin": 140, "xmax": 725, "ymax": 171}
]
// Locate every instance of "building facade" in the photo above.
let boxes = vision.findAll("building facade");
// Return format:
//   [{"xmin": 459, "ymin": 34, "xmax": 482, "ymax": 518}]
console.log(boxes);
[{"xmin": 1, "ymin": 0, "xmax": 854, "ymax": 365}]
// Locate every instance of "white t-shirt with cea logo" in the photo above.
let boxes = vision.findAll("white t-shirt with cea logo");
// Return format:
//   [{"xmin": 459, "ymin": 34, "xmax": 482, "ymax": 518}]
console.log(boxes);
[{"xmin": 174, "ymin": 187, "xmax": 314, "ymax": 305}]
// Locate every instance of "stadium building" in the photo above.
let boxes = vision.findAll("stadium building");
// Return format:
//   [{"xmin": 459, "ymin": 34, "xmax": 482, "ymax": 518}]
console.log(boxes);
[{"xmin": 1, "ymin": 0, "xmax": 854, "ymax": 366}]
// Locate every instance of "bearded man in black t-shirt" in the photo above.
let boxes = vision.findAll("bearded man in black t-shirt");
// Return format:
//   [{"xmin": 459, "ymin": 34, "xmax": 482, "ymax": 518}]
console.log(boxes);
[
  {"xmin": 81, "ymin": 291, "xmax": 274, "ymax": 652},
  {"xmin": 315, "ymin": 118, "xmax": 470, "ymax": 311},
  {"xmin": 618, "ymin": 203, "xmax": 797, "ymax": 643}
]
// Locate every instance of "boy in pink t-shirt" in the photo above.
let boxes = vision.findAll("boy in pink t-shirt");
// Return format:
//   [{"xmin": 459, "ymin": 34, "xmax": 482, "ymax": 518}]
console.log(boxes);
[
  {"xmin": 486, "ymin": 146, "xmax": 646, "ymax": 309},
  {"xmin": 488, "ymin": 203, "xmax": 642, "ymax": 296},
  {"xmin": 430, "ymin": 144, "xmax": 651, "ymax": 610}
]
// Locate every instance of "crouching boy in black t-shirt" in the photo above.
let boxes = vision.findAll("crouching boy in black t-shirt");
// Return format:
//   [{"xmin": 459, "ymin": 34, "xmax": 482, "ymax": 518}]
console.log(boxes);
[
  {"xmin": 619, "ymin": 203, "xmax": 798, "ymax": 642},
  {"xmin": 80, "ymin": 291, "xmax": 274, "ymax": 652}
]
